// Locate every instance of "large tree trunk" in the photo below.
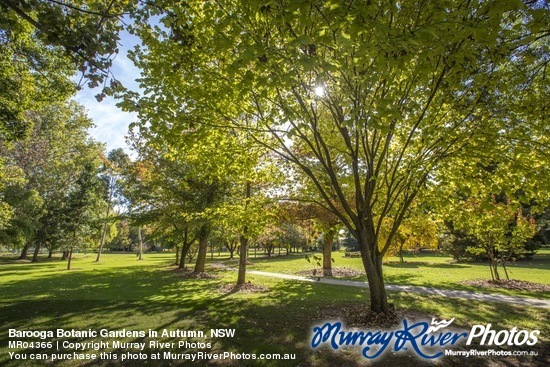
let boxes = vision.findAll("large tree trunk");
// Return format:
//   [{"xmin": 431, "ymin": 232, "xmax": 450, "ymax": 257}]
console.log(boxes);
[
  {"xmin": 19, "ymin": 243, "xmax": 31, "ymax": 259},
  {"xmin": 322, "ymin": 228, "xmax": 336, "ymax": 276},
  {"xmin": 358, "ymin": 228, "xmax": 390, "ymax": 314},
  {"xmin": 31, "ymin": 243, "xmax": 41, "ymax": 263},
  {"xmin": 61, "ymin": 250, "xmax": 69, "ymax": 260},
  {"xmin": 237, "ymin": 235, "xmax": 248, "ymax": 285},
  {"xmin": 193, "ymin": 225, "xmax": 209, "ymax": 273}
]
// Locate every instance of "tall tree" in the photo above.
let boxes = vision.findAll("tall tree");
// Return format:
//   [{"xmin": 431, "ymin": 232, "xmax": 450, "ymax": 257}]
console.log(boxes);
[
  {"xmin": 123, "ymin": 0, "xmax": 549, "ymax": 313},
  {"xmin": 123, "ymin": 129, "xmax": 231, "ymax": 269},
  {"xmin": 379, "ymin": 213, "xmax": 438, "ymax": 263},
  {"xmin": 450, "ymin": 197, "xmax": 536, "ymax": 281},
  {"xmin": 60, "ymin": 163, "xmax": 103, "ymax": 270},
  {"xmin": 96, "ymin": 148, "xmax": 130, "ymax": 262},
  {"xmin": 1, "ymin": 101, "xmax": 104, "ymax": 260},
  {"xmin": 280, "ymin": 202, "xmax": 340, "ymax": 275}
]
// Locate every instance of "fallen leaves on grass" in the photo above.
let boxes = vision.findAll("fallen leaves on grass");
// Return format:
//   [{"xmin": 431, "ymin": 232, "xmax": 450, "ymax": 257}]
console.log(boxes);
[
  {"xmin": 316, "ymin": 302, "xmax": 433, "ymax": 328},
  {"xmin": 218, "ymin": 282, "xmax": 268, "ymax": 294},
  {"xmin": 176, "ymin": 270, "xmax": 218, "ymax": 279},
  {"xmin": 462, "ymin": 279, "xmax": 550, "ymax": 292}
]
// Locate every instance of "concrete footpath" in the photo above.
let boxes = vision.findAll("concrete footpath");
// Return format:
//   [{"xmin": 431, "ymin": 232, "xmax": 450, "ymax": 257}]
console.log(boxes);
[{"xmin": 247, "ymin": 270, "xmax": 550, "ymax": 309}]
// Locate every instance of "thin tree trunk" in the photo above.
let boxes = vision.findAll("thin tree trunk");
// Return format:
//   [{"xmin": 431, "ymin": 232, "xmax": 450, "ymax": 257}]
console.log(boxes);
[
  {"xmin": 19, "ymin": 243, "xmax": 31, "ymax": 259},
  {"xmin": 179, "ymin": 229, "xmax": 188, "ymax": 269},
  {"xmin": 488, "ymin": 248, "xmax": 500, "ymax": 281},
  {"xmin": 174, "ymin": 244, "xmax": 180, "ymax": 266},
  {"xmin": 501, "ymin": 259, "xmax": 510, "ymax": 280},
  {"xmin": 61, "ymin": 250, "xmax": 69, "ymax": 260},
  {"xmin": 31, "ymin": 243, "xmax": 41, "ymax": 263},
  {"xmin": 193, "ymin": 225, "xmax": 209, "ymax": 273},
  {"xmin": 67, "ymin": 248, "xmax": 73, "ymax": 270},
  {"xmin": 493, "ymin": 261, "xmax": 500, "ymax": 281},
  {"xmin": 96, "ymin": 178, "xmax": 115, "ymax": 262},
  {"xmin": 96, "ymin": 220, "xmax": 110, "ymax": 262},
  {"xmin": 398, "ymin": 244, "xmax": 404, "ymax": 263},
  {"xmin": 494, "ymin": 262, "xmax": 500, "ymax": 281},
  {"xmin": 323, "ymin": 228, "xmax": 336, "ymax": 276},
  {"xmin": 137, "ymin": 227, "xmax": 143, "ymax": 260},
  {"xmin": 179, "ymin": 243, "xmax": 186, "ymax": 269},
  {"xmin": 179, "ymin": 228, "xmax": 196, "ymax": 269},
  {"xmin": 501, "ymin": 251, "xmax": 514, "ymax": 281},
  {"xmin": 48, "ymin": 248, "xmax": 53, "ymax": 258},
  {"xmin": 237, "ymin": 181, "xmax": 251, "ymax": 286}
]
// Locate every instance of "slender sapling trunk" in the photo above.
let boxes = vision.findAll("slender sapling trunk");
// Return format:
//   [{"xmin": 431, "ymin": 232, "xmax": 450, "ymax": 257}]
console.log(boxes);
[{"xmin": 67, "ymin": 248, "xmax": 73, "ymax": 270}]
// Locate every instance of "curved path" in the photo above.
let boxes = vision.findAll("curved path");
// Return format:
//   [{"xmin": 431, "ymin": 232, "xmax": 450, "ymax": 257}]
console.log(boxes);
[{"xmin": 247, "ymin": 270, "xmax": 550, "ymax": 309}]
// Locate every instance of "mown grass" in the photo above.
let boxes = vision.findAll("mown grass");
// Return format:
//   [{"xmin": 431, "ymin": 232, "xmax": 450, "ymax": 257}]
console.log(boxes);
[
  {"xmin": 0, "ymin": 253, "xmax": 548, "ymax": 367},
  {"xmin": 242, "ymin": 248, "xmax": 550, "ymax": 299}
]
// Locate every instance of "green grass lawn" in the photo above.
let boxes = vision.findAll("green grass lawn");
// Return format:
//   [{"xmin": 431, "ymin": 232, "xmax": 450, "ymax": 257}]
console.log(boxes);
[
  {"xmin": 242, "ymin": 248, "xmax": 550, "ymax": 299},
  {"xmin": 0, "ymin": 253, "xmax": 548, "ymax": 366}
]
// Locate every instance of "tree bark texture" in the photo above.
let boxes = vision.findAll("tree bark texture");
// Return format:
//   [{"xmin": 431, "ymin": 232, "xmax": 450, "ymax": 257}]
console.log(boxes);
[
  {"xmin": 31, "ymin": 243, "xmax": 40, "ymax": 262},
  {"xmin": 358, "ymin": 227, "xmax": 390, "ymax": 313},
  {"xmin": 193, "ymin": 225, "xmax": 209, "ymax": 273},
  {"xmin": 322, "ymin": 228, "xmax": 336, "ymax": 276},
  {"xmin": 67, "ymin": 248, "xmax": 73, "ymax": 270},
  {"xmin": 237, "ymin": 235, "xmax": 248, "ymax": 285},
  {"xmin": 19, "ymin": 243, "xmax": 30, "ymax": 259}
]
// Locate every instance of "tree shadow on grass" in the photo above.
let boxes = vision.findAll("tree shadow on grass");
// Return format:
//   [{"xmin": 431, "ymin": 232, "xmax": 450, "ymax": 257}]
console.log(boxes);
[
  {"xmin": 0, "ymin": 264, "xmax": 548, "ymax": 367},
  {"xmin": 383, "ymin": 262, "xmax": 469, "ymax": 269}
]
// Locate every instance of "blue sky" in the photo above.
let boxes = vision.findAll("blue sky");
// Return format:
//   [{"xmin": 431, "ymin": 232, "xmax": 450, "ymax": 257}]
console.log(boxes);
[{"xmin": 72, "ymin": 30, "xmax": 142, "ymax": 154}]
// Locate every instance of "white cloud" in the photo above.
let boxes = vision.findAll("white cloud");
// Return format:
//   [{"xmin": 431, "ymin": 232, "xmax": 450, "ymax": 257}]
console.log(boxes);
[{"xmin": 73, "ymin": 93, "xmax": 136, "ymax": 153}]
